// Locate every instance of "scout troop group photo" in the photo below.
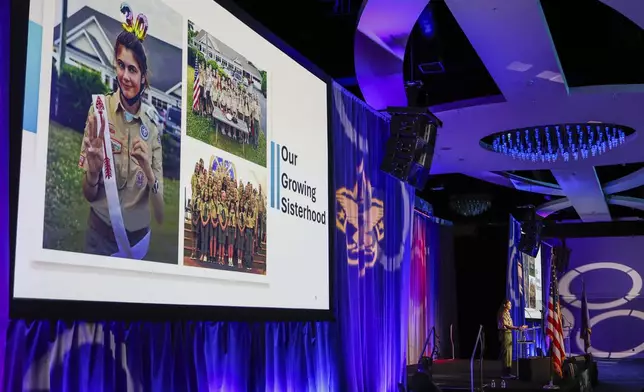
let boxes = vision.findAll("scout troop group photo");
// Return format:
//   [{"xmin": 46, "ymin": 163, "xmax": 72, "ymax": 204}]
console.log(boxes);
[
  {"xmin": 187, "ymin": 22, "xmax": 269, "ymax": 168},
  {"xmin": 193, "ymin": 65, "xmax": 263, "ymax": 149},
  {"xmin": 185, "ymin": 158, "xmax": 267, "ymax": 275}
]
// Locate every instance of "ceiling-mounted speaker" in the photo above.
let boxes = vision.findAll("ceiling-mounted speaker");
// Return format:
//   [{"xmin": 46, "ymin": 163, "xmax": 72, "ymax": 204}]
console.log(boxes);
[
  {"xmin": 518, "ymin": 220, "xmax": 543, "ymax": 257},
  {"xmin": 553, "ymin": 239, "xmax": 571, "ymax": 272},
  {"xmin": 380, "ymin": 106, "xmax": 442, "ymax": 190}
]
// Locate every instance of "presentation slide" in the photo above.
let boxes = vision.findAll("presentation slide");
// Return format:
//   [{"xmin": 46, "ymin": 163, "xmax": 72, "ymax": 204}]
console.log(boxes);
[
  {"xmin": 522, "ymin": 248, "xmax": 543, "ymax": 319},
  {"xmin": 12, "ymin": 0, "xmax": 330, "ymax": 313}
]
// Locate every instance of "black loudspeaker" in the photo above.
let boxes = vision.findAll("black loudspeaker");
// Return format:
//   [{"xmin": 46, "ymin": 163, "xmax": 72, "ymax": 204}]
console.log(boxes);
[
  {"xmin": 381, "ymin": 107, "xmax": 442, "ymax": 190},
  {"xmin": 518, "ymin": 220, "xmax": 543, "ymax": 257},
  {"xmin": 553, "ymin": 244, "xmax": 571, "ymax": 272},
  {"xmin": 518, "ymin": 357, "xmax": 551, "ymax": 383}
]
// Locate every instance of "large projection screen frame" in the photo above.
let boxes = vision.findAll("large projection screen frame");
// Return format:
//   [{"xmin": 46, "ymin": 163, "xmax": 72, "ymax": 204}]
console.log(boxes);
[{"xmin": 8, "ymin": 0, "xmax": 335, "ymax": 322}]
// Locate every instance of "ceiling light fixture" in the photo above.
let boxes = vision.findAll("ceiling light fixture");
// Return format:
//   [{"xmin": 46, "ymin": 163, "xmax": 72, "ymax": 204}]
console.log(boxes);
[
  {"xmin": 479, "ymin": 123, "xmax": 635, "ymax": 162},
  {"xmin": 449, "ymin": 194, "xmax": 492, "ymax": 217}
]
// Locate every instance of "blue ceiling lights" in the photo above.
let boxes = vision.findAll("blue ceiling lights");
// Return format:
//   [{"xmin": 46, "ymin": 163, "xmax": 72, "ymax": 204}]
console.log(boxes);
[{"xmin": 479, "ymin": 123, "xmax": 635, "ymax": 162}]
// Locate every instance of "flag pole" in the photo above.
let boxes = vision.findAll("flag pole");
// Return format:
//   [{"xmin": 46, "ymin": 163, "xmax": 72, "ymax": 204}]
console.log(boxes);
[
  {"xmin": 543, "ymin": 342, "xmax": 559, "ymax": 389},
  {"xmin": 543, "ymin": 255, "xmax": 559, "ymax": 389}
]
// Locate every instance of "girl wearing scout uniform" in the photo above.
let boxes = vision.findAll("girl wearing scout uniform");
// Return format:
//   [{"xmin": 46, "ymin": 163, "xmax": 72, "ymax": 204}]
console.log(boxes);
[
  {"xmin": 227, "ymin": 198, "xmax": 236, "ymax": 266},
  {"xmin": 226, "ymin": 180, "xmax": 237, "ymax": 265},
  {"xmin": 237, "ymin": 196, "xmax": 246, "ymax": 268},
  {"xmin": 257, "ymin": 185, "xmax": 265, "ymax": 250},
  {"xmin": 243, "ymin": 96, "xmax": 250, "ymax": 143},
  {"xmin": 253, "ymin": 96, "xmax": 261, "ymax": 147},
  {"xmin": 199, "ymin": 187, "xmax": 210, "ymax": 262},
  {"xmin": 243, "ymin": 197, "xmax": 255, "ymax": 269},
  {"xmin": 251, "ymin": 187, "xmax": 259, "ymax": 255},
  {"xmin": 79, "ymin": 5, "xmax": 164, "ymax": 259},
  {"xmin": 190, "ymin": 161, "xmax": 202, "ymax": 259},
  {"xmin": 208, "ymin": 177, "xmax": 218, "ymax": 263},
  {"xmin": 211, "ymin": 72, "xmax": 219, "ymax": 121},
  {"xmin": 230, "ymin": 178, "xmax": 239, "ymax": 266},
  {"xmin": 217, "ymin": 189, "xmax": 228, "ymax": 264}
]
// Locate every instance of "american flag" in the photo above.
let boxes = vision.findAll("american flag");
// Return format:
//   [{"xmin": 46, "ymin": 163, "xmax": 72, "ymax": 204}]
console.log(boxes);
[
  {"xmin": 192, "ymin": 60, "xmax": 201, "ymax": 112},
  {"xmin": 546, "ymin": 261, "xmax": 565, "ymax": 376}
]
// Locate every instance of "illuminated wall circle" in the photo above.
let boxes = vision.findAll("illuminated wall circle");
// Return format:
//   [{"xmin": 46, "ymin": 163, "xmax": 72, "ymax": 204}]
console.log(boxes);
[
  {"xmin": 559, "ymin": 262, "xmax": 642, "ymax": 310},
  {"xmin": 574, "ymin": 309, "xmax": 644, "ymax": 359}
]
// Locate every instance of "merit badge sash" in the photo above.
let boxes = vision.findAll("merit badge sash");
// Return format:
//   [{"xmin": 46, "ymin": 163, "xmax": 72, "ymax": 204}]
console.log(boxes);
[{"xmin": 93, "ymin": 95, "xmax": 150, "ymax": 259}]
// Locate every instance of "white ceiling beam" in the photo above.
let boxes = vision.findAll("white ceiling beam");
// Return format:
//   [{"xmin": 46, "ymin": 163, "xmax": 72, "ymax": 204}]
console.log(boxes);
[
  {"xmin": 551, "ymin": 168, "xmax": 611, "ymax": 222},
  {"xmin": 465, "ymin": 171, "xmax": 565, "ymax": 196},
  {"xmin": 536, "ymin": 198, "xmax": 573, "ymax": 218},
  {"xmin": 607, "ymin": 195, "xmax": 644, "ymax": 211},
  {"xmin": 444, "ymin": 0, "xmax": 565, "ymax": 102},
  {"xmin": 602, "ymin": 167, "xmax": 644, "ymax": 195}
]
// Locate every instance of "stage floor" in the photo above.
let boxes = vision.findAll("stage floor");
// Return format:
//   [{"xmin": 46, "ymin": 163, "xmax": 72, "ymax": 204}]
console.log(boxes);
[{"xmin": 408, "ymin": 359, "xmax": 576, "ymax": 392}]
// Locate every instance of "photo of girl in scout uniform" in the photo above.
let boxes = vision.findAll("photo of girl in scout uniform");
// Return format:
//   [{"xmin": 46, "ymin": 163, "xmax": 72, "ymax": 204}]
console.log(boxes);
[{"xmin": 79, "ymin": 5, "xmax": 164, "ymax": 259}]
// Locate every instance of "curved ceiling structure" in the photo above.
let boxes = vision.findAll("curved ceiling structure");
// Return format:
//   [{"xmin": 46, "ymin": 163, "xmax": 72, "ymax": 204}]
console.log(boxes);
[
  {"xmin": 355, "ymin": 0, "xmax": 644, "ymax": 222},
  {"xmin": 354, "ymin": 0, "xmax": 426, "ymax": 110}
]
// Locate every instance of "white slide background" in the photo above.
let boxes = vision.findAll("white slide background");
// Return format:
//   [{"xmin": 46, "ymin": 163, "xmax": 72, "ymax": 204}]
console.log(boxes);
[{"xmin": 13, "ymin": 0, "xmax": 330, "ymax": 310}]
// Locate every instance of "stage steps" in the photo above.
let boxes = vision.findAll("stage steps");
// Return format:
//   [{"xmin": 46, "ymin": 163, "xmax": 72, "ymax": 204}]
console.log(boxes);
[{"xmin": 183, "ymin": 220, "xmax": 266, "ymax": 272}]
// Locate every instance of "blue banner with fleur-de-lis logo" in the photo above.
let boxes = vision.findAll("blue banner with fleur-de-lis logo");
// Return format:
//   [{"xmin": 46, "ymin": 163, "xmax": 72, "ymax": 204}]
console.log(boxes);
[{"xmin": 332, "ymin": 83, "xmax": 414, "ymax": 392}]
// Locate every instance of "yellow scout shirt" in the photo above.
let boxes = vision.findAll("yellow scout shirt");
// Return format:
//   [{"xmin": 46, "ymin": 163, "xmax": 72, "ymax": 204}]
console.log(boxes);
[{"xmin": 245, "ymin": 201, "xmax": 256, "ymax": 229}]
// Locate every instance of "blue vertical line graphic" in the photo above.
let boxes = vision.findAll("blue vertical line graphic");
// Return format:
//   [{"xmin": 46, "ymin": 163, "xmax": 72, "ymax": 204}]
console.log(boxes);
[
  {"xmin": 270, "ymin": 141, "xmax": 275, "ymax": 208},
  {"xmin": 276, "ymin": 144, "xmax": 281, "ymax": 205},
  {"xmin": 23, "ymin": 21, "xmax": 43, "ymax": 133}
]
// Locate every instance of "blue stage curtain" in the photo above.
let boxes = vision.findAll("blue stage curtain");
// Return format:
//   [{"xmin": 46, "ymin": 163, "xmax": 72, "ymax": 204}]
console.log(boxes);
[
  {"xmin": 3, "ymin": 321, "xmax": 338, "ymax": 392},
  {"xmin": 408, "ymin": 213, "xmax": 457, "ymax": 363},
  {"xmin": 425, "ymin": 217, "xmax": 457, "ymax": 360},
  {"xmin": 408, "ymin": 214, "xmax": 429, "ymax": 363},
  {"xmin": 332, "ymin": 83, "xmax": 413, "ymax": 392},
  {"xmin": 506, "ymin": 215, "xmax": 526, "ymax": 360}
]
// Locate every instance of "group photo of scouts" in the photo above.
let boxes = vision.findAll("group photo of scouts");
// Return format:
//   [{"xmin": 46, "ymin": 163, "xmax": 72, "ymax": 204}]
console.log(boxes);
[
  {"xmin": 193, "ymin": 64, "xmax": 263, "ymax": 149},
  {"xmin": 187, "ymin": 23, "xmax": 268, "ymax": 168},
  {"xmin": 184, "ymin": 158, "xmax": 267, "ymax": 274}
]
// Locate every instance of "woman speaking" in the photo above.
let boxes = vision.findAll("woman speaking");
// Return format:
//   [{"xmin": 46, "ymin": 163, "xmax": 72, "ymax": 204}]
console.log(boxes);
[{"xmin": 78, "ymin": 4, "xmax": 163, "ymax": 259}]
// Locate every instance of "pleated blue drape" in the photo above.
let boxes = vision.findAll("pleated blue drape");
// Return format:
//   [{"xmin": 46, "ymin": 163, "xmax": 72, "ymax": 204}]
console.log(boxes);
[
  {"xmin": 506, "ymin": 215, "xmax": 527, "ymax": 360},
  {"xmin": 332, "ymin": 83, "xmax": 413, "ymax": 392}
]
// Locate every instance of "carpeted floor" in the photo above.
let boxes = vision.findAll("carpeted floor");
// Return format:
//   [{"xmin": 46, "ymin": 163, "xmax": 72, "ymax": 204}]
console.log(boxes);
[{"xmin": 594, "ymin": 359, "xmax": 644, "ymax": 392}]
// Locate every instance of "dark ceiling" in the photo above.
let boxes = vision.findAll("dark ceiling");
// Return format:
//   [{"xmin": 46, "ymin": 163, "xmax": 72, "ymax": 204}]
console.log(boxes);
[
  {"xmin": 232, "ymin": 0, "xmax": 362, "ymax": 96},
  {"xmin": 233, "ymin": 0, "xmax": 644, "ymax": 224},
  {"xmin": 233, "ymin": 0, "xmax": 644, "ymax": 105}
]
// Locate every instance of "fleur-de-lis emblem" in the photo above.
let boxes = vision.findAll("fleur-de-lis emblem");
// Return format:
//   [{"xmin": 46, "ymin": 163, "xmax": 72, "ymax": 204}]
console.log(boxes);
[
  {"xmin": 120, "ymin": 3, "xmax": 149, "ymax": 42},
  {"xmin": 336, "ymin": 161, "xmax": 385, "ymax": 277}
]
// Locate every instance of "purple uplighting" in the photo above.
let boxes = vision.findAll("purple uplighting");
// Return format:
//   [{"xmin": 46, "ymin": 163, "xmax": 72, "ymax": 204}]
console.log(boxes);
[{"xmin": 558, "ymin": 236, "xmax": 644, "ymax": 359}]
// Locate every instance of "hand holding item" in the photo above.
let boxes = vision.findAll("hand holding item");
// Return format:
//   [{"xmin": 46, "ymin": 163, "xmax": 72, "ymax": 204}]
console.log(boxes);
[
  {"xmin": 520, "ymin": 325, "xmax": 528, "ymax": 331},
  {"xmin": 84, "ymin": 113, "xmax": 105, "ymax": 180},
  {"xmin": 131, "ymin": 137, "xmax": 153, "ymax": 184}
]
